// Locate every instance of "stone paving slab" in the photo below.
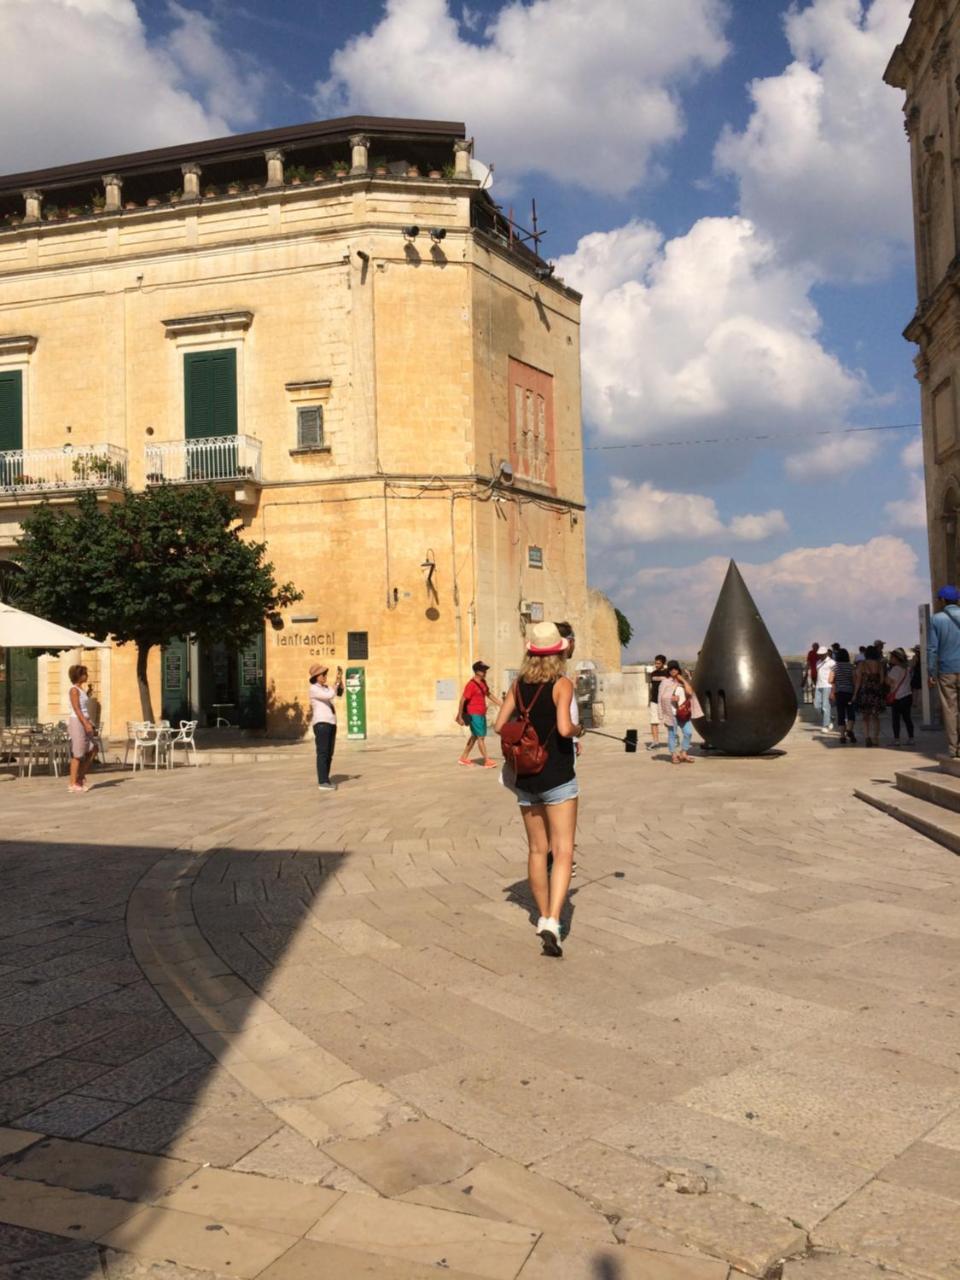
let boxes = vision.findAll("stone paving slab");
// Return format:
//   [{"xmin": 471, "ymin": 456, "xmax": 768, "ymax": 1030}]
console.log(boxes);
[{"xmin": 1, "ymin": 720, "xmax": 960, "ymax": 1276}]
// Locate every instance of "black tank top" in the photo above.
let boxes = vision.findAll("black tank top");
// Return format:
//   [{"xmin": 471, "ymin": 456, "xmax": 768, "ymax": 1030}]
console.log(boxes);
[{"xmin": 514, "ymin": 679, "xmax": 575, "ymax": 794}]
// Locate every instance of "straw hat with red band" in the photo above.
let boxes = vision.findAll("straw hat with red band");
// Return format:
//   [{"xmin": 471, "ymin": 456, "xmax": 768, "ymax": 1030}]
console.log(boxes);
[{"xmin": 525, "ymin": 621, "xmax": 567, "ymax": 655}]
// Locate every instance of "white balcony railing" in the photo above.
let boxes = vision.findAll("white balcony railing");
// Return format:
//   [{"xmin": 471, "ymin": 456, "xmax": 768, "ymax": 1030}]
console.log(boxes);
[
  {"xmin": 0, "ymin": 444, "xmax": 128, "ymax": 496},
  {"xmin": 144, "ymin": 435, "xmax": 262, "ymax": 485}
]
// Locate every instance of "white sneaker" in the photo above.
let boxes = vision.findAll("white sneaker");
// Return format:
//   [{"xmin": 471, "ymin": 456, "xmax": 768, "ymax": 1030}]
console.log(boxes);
[{"xmin": 537, "ymin": 917, "xmax": 562, "ymax": 957}]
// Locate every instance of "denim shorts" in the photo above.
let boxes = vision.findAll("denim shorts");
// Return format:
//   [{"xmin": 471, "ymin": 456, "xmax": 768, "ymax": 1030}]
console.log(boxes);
[{"xmin": 513, "ymin": 776, "xmax": 579, "ymax": 807}]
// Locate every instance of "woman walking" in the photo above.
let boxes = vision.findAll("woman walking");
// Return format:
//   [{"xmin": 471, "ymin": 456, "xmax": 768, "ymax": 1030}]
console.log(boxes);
[
  {"xmin": 853, "ymin": 645, "xmax": 885, "ymax": 747},
  {"xmin": 658, "ymin": 660, "xmax": 701, "ymax": 763},
  {"xmin": 494, "ymin": 622, "xmax": 583, "ymax": 958},
  {"xmin": 309, "ymin": 663, "xmax": 344, "ymax": 791},
  {"xmin": 886, "ymin": 648, "xmax": 915, "ymax": 747},
  {"xmin": 830, "ymin": 648, "xmax": 857, "ymax": 743},
  {"xmin": 67, "ymin": 664, "xmax": 97, "ymax": 793}
]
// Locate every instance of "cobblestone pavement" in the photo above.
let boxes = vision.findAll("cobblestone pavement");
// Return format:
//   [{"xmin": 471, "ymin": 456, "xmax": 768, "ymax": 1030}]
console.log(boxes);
[{"xmin": 0, "ymin": 718, "xmax": 959, "ymax": 1279}]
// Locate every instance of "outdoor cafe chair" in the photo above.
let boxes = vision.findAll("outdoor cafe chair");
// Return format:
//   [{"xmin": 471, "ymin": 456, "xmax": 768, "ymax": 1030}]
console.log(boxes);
[
  {"xmin": 169, "ymin": 720, "xmax": 199, "ymax": 767},
  {"xmin": 125, "ymin": 722, "xmax": 173, "ymax": 772}
]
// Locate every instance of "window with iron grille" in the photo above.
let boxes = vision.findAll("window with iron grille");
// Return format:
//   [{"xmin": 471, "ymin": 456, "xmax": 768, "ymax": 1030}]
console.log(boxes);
[
  {"xmin": 347, "ymin": 631, "xmax": 369, "ymax": 660},
  {"xmin": 528, "ymin": 545, "xmax": 543, "ymax": 569},
  {"xmin": 296, "ymin": 405, "xmax": 324, "ymax": 449}
]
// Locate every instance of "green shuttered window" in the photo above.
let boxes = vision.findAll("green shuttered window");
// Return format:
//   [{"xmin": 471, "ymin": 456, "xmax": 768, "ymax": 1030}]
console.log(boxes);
[
  {"xmin": 184, "ymin": 349, "xmax": 237, "ymax": 439},
  {"xmin": 0, "ymin": 371, "xmax": 23, "ymax": 452}
]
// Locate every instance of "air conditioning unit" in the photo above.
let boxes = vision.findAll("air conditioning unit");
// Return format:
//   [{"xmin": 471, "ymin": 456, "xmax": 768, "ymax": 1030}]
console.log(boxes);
[{"xmin": 520, "ymin": 600, "xmax": 544, "ymax": 622}]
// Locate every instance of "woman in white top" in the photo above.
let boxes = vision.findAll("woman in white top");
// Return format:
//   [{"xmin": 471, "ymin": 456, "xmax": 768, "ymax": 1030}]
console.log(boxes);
[
  {"xmin": 309, "ymin": 663, "xmax": 344, "ymax": 791},
  {"xmin": 67, "ymin": 663, "xmax": 96, "ymax": 793}
]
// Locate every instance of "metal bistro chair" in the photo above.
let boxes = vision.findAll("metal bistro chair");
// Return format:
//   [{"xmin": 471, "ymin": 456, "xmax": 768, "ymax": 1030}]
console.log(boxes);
[
  {"xmin": 25, "ymin": 723, "xmax": 70, "ymax": 778},
  {"xmin": 169, "ymin": 720, "xmax": 199, "ymax": 767},
  {"xmin": 126, "ymin": 721, "xmax": 172, "ymax": 772}
]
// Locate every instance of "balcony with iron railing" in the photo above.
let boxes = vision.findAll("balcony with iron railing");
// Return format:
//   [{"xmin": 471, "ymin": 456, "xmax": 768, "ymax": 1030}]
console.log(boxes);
[
  {"xmin": 0, "ymin": 444, "xmax": 128, "ymax": 497},
  {"xmin": 144, "ymin": 435, "xmax": 262, "ymax": 503}
]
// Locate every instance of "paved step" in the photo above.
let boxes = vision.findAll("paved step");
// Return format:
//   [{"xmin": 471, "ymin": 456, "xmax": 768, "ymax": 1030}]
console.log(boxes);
[
  {"xmin": 855, "ymin": 781, "xmax": 960, "ymax": 856},
  {"xmin": 896, "ymin": 767, "xmax": 960, "ymax": 814}
]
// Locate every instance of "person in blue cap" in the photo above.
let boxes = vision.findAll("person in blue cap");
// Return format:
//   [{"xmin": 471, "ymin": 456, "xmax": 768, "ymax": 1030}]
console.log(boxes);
[{"xmin": 927, "ymin": 585, "xmax": 960, "ymax": 756}]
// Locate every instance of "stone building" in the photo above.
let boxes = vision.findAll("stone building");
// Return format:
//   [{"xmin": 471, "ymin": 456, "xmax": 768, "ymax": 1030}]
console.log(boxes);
[
  {"xmin": 0, "ymin": 116, "xmax": 616, "ymax": 737},
  {"xmin": 886, "ymin": 4, "xmax": 960, "ymax": 589}
]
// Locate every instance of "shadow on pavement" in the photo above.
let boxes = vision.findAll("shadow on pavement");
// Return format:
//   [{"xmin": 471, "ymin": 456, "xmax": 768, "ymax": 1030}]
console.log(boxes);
[{"xmin": 0, "ymin": 834, "xmax": 339, "ymax": 1277}]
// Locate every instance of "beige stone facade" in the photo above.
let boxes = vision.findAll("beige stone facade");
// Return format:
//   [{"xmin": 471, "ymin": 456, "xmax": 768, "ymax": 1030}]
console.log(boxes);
[
  {"xmin": 0, "ymin": 117, "xmax": 615, "ymax": 737},
  {"xmin": 887, "ymin": 3, "xmax": 960, "ymax": 590}
]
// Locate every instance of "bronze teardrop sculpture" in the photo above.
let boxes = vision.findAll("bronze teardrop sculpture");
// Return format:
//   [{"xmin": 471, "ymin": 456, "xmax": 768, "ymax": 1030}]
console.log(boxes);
[{"xmin": 693, "ymin": 560, "xmax": 797, "ymax": 755}]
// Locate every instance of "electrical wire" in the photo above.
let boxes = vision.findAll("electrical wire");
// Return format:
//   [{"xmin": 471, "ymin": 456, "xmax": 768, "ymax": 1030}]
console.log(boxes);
[{"xmin": 564, "ymin": 421, "xmax": 920, "ymax": 453}]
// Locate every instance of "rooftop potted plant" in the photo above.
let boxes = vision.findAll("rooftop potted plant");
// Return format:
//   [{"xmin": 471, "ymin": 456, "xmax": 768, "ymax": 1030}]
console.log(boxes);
[
  {"xmin": 124, "ymin": 200, "xmax": 138, "ymax": 210},
  {"xmin": 407, "ymin": 163, "xmax": 421, "ymax": 178},
  {"xmin": 167, "ymin": 190, "xmax": 182, "ymax": 204},
  {"xmin": 146, "ymin": 196, "xmax": 160, "ymax": 207},
  {"xmin": 203, "ymin": 185, "xmax": 218, "ymax": 199},
  {"xmin": 372, "ymin": 156, "xmax": 388, "ymax": 176},
  {"xmin": 90, "ymin": 191, "xmax": 106, "ymax": 211},
  {"xmin": 332, "ymin": 159, "xmax": 349, "ymax": 178},
  {"xmin": 284, "ymin": 164, "xmax": 310, "ymax": 185},
  {"xmin": 227, "ymin": 179, "xmax": 242, "ymax": 195}
]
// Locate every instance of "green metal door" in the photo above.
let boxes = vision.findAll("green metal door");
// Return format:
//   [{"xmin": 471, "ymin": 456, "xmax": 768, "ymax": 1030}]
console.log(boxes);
[
  {"xmin": 9, "ymin": 647, "xmax": 37, "ymax": 726},
  {"xmin": 161, "ymin": 637, "xmax": 191, "ymax": 723},
  {"xmin": 238, "ymin": 633, "xmax": 265, "ymax": 730}
]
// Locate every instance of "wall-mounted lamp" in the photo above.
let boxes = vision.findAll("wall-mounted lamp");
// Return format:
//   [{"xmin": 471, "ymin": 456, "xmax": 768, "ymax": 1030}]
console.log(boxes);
[
  {"xmin": 402, "ymin": 225, "xmax": 420, "ymax": 240},
  {"xmin": 497, "ymin": 459, "xmax": 514, "ymax": 486},
  {"xmin": 421, "ymin": 549, "xmax": 438, "ymax": 599},
  {"xmin": 534, "ymin": 263, "xmax": 555, "ymax": 281},
  {"xmin": 356, "ymin": 249, "xmax": 370, "ymax": 262},
  {"xmin": 429, "ymin": 228, "xmax": 447, "ymax": 242},
  {"xmin": 268, "ymin": 613, "xmax": 284, "ymax": 631}
]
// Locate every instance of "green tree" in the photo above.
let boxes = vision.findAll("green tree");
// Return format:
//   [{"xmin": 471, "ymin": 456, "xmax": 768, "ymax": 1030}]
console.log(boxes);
[
  {"xmin": 615, "ymin": 607, "xmax": 634, "ymax": 649},
  {"xmin": 16, "ymin": 485, "xmax": 302, "ymax": 720}
]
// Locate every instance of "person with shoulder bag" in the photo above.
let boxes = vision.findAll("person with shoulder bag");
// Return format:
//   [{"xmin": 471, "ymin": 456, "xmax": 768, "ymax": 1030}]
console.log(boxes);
[
  {"xmin": 658, "ymin": 660, "xmax": 701, "ymax": 763},
  {"xmin": 885, "ymin": 648, "xmax": 914, "ymax": 748},
  {"xmin": 494, "ymin": 622, "xmax": 582, "ymax": 958}
]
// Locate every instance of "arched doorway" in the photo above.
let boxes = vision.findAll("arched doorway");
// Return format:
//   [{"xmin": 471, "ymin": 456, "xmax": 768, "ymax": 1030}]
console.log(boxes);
[{"xmin": 0, "ymin": 561, "xmax": 38, "ymax": 726}]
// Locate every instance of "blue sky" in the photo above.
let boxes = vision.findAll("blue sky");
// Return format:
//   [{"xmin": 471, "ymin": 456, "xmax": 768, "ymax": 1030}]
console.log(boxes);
[{"xmin": 0, "ymin": 0, "xmax": 926, "ymax": 656}]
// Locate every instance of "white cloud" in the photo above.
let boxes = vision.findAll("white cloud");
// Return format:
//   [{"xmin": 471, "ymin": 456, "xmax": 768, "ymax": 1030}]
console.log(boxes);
[
  {"xmin": 555, "ymin": 216, "xmax": 866, "ymax": 463},
  {"xmin": 900, "ymin": 437, "xmax": 923, "ymax": 470},
  {"xmin": 784, "ymin": 430, "xmax": 880, "ymax": 480},
  {"xmin": 715, "ymin": 0, "xmax": 912, "ymax": 281},
  {"xmin": 884, "ymin": 433, "xmax": 927, "ymax": 528},
  {"xmin": 0, "ymin": 0, "xmax": 262, "ymax": 173},
  {"xmin": 593, "ymin": 477, "xmax": 787, "ymax": 543},
  {"xmin": 607, "ymin": 535, "xmax": 926, "ymax": 657},
  {"xmin": 314, "ymin": 0, "xmax": 730, "ymax": 194}
]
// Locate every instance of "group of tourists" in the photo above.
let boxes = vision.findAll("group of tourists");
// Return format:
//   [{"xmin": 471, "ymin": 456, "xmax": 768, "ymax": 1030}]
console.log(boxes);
[{"xmin": 807, "ymin": 640, "xmax": 919, "ymax": 748}]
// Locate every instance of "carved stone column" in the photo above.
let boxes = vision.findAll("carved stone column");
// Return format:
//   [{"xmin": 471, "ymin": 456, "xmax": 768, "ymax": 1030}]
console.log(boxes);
[
  {"xmin": 181, "ymin": 163, "xmax": 202, "ymax": 201},
  {"xmin": 22, "ymin": 189, "xmax": 42, "ymax": 223},
  {"xmin": 102, "ymin": 173, "xmax": 123, "ymax": 212},
  {"xmin": 265, "ymin": 148, "xmax": 285, "ymax": 188},
  {"xmin": 454, "ymin": 137, "xmax": 473, "ymax": 178},
  {"xmin": 349, "ymin": 134, "xmax": 370, "ymax": 175}
]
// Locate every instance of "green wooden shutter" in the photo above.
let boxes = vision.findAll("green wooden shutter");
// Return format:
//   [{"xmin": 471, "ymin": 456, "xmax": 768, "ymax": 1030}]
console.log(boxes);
[
  {"xmin": 184, "ymin": 350, "xmax": 237, "ymax": 439},
  {"xmin": 0, "ymin": 372, "xmax": 23, "ymax": 452}
]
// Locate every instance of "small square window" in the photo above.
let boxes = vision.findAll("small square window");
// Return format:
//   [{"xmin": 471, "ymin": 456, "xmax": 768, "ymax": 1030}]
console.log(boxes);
[
  {"xmin": 347, "ymin": 631, "xmax": 369, "ymax": 660},
  {"xmin": 528, "ymin": 545, "xmax": 543, "ymax": 569},
  {"xmin": 297, "ymin": 405, "xmax": 324, "ymax": 449}
]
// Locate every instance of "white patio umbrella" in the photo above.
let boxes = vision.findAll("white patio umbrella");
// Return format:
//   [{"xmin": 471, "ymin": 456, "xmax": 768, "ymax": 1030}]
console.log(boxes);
[{"xmin": 0, "ymin": 601, "xmax": 105, "ymax": 649}]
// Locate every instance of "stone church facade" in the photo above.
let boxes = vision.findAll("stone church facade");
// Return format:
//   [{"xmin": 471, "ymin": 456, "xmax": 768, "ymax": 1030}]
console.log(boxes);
[{"xmin": 887, "ymin": 2, "xmax": 960, "ymax": 590}]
